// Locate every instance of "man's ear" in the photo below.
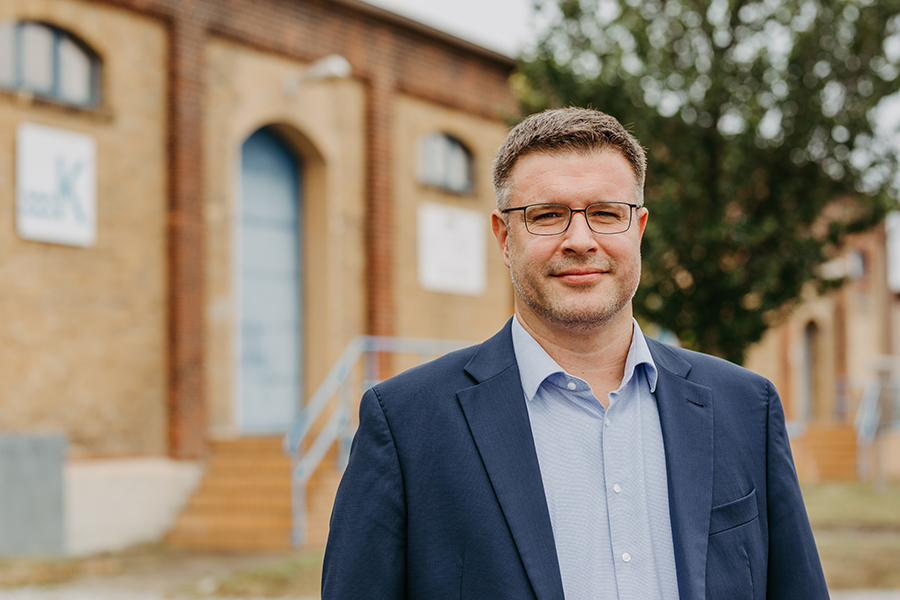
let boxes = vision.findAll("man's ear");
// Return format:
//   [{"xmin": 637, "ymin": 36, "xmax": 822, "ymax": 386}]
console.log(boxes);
[
  {"xmin": 637, "ymin": 207, "xmax": 648, "ymax": 240},
  {"xmin": 491, "ymin": 209, "xmax": 511, "ymax": 268}
]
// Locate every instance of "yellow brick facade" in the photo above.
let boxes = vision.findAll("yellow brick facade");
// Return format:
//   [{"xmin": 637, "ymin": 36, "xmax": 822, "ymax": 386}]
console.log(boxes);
[
  {"xmin": 391, "ymin": 94, "xmax": 513, "ymax": 344},
  {"xmin": 0, "ymin": 0, "xmax": 168, "ymax": 456},
  {"xmin": 1, "ymin": 0, "xmax": 517, "ymax": 454}
]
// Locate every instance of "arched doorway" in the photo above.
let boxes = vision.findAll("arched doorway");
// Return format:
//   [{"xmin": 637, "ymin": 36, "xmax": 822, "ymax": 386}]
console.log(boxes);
[
  {"xmin": 802, "ymin": 321, "xmax": 820, "ymax": 422},
  {"xmin": 237, "ymin": 126, "xmax": 303, "ymax": 434}
]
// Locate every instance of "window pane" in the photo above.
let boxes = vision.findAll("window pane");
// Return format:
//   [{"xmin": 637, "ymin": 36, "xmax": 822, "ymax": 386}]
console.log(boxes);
[
  {"xmin": 418, "ymin": 134, "xmax": 444, "ymax": 187},
  {"xmin": 0, "ymin": 22, "xmax": 14, "ymax": 86},
  {"xmin": 21, "ymin": 23, "xmax": 54, "ymax": 93},
  {"xmin": 59, "ymin": 36, "xmax": 92, "ymax": 104},
  {"xmin": 445, "ymin": 140, "xmax": 471, "ymax": 193},
  {"xmin": 418, "ymin": 133, "xmax": 474, "ymax": 194}
]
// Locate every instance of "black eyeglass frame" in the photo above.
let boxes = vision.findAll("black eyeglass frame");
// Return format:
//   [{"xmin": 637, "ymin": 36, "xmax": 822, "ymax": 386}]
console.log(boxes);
[{"xmin": 500, "ymin": 202, "xmax": 643, "ymax": 236}]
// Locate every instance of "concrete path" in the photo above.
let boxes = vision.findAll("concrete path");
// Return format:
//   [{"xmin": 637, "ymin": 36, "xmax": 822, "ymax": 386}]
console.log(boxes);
[
  {"xmin": 832, "ymin": 592, "xmax": 900, "ymax": 599},
  {"xmin": 0, "ymin": 589, "xmax": 315, "ymax": 600}
]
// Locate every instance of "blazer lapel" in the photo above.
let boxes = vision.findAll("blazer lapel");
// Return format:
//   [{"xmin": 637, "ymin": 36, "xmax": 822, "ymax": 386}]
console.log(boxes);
[
  {"xmin": 648, "ymin": 337, "xmax": 715, "ymax": 600},
  {"xmin": 457, "ymin": 322, "xmax": 565, "ymax": 600}
]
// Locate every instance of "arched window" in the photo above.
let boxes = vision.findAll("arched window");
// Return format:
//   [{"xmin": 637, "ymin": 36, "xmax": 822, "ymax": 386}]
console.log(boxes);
[
  {"xmin": 417, "ymin": 133, "xmax": 474, "ymax": 195},
  {"xmin": 0, "ymin": 21, "xmax": 100, "ymax": 107}
]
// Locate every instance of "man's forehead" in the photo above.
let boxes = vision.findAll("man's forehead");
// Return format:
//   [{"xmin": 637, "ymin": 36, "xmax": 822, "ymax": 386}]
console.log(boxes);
[
  {"xmin": 508, "ymin": 147, "xmax": 635, "ymax": 180},
  {"xmin": 511, "ymin": 146, "xmax": 629, "ymax": 169}
]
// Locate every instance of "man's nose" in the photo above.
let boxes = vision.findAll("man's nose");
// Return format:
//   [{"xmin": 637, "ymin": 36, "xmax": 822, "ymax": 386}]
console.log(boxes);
[{"xmin": 561, "ymin": 210, "xmax": 599, "ymax": 252}]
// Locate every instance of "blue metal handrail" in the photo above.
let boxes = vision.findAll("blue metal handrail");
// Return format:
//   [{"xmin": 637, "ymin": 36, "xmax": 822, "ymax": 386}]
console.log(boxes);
[
  {"xmin": 282, "ymin": 335, "xmax": 471, "ymax": 546},
  {"xmin": 854, "ymin": 371, "xmax": 900, "ymax": 483},
  {"xmin": 855, "ymin": 381, "xmax": 883, "ymax": 446}
]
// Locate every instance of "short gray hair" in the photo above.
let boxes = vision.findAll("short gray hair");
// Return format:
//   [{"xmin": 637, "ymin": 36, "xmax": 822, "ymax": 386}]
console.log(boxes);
[{"xmin": 492, "ymin": 107, "xmax": 647, "ymax": 209}]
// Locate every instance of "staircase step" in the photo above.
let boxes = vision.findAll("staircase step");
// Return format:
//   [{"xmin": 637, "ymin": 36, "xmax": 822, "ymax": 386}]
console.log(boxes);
[
  {"xmin": 194, "ymin": 480, "xmax": 292, "ymax": 494},
  {"xmin": 174, "ymin": 512, "xmax": 292, "ymax": 530},
  {"xmin": 187, "ymin": 495, "xmax": 292, "ymax": 511}
]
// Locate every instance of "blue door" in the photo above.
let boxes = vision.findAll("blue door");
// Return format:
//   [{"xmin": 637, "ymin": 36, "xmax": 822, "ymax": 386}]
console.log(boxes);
[{"xmin": 239, "ymin": 127, "xmax": 302, "ymax": 433}]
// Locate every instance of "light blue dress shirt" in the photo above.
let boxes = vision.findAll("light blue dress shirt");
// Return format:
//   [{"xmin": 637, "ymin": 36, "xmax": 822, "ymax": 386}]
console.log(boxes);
[{"xmin": 511, "ymin": 316, "xmax": 680, "ymax": 600}]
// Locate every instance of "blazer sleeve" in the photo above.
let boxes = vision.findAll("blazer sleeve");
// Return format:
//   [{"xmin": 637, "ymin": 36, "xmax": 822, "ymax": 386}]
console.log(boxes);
[
  {"xmin": 764, "ymin": 381, "xmax": 830, "ymax": 599},
  {"xmin": 322, "ymin": 387, "xmax": 407, "ymax": 600}
]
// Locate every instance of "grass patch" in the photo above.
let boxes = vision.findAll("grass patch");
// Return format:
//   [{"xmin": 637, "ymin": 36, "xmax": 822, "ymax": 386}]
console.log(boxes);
[
  {"xmin": 802, "ymin": 482, "xmax": 900, "ymax": 529},
  {"xmin": 801, "ymin": 482, "xmax": 900, "ymax": 590},
  {"xmin": 204, "ymin": 551, "xmax": 323, "ymax": 598},
  {"xmin": 815, "ymin": 529, "xmax": 900, "ymax": 590},
  {"xmin": 0, "ymin": 551, "xmax": 125, "ymax": 588}
]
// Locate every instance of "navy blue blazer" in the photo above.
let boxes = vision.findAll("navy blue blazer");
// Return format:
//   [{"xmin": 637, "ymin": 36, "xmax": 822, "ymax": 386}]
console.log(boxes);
[{"xmin": 322, "ymin": 320, "xmax": 829, "ymax": 599}]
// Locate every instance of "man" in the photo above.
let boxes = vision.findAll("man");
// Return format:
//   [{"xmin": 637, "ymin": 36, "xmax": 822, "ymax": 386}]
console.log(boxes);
[{"xmin": 322, "ymin": 108, "xmax": 828, "ymax": 599}]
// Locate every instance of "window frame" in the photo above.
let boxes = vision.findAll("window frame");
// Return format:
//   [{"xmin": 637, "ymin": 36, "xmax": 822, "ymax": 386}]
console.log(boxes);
[
  {"xmin": 417, "ymin": 132, "xmax": 475, "ymax": 196},
  {"xmin": 0, "ymin": 20, "xmax": 101, "ymax": 108}
]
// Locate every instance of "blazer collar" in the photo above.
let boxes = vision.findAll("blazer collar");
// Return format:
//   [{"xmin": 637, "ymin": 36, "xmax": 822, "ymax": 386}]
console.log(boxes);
[
  {"xmin": 647, "ymin": 337, "xmax": 715, "ymax": 600},
  {"xmin": 459, "ymin": 318, "xmax": 565, "ymax": 600}
]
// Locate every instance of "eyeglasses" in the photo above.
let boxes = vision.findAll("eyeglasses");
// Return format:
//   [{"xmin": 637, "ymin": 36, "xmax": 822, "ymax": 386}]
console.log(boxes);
[{"xmin": 501, "ymin": 202, "xmax": 641, "ymax": 236}]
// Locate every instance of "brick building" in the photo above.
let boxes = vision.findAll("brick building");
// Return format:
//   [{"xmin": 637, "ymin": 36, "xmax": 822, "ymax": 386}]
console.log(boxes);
[
  {"xmin": 1, "ymin": 0, "xmax": 517, "ymax": 554},
  {"xmin": 744, "ymin": 226, "xmax": 900, "ymax": 485}
]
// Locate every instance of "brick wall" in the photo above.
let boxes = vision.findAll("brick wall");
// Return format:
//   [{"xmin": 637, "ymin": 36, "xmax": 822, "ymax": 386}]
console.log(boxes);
[
  {"xmin": 94, "ymin": 0, "xmax": 517, "ymax": 457},
  {"xmin": 0, "ymin": 0, "xmax": 170, "ymax": 457}
]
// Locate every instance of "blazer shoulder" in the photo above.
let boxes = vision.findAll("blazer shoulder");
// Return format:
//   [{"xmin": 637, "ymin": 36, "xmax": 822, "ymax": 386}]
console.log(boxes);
[
  {"xmin": 371, "ymin": 320, "xmax": 516, "ymax": 403},
  {"xmin": 371, "ymin": 342, "xmax": 482, "ymax": 399},
  {"xmin": 647, "ymin": 336, "xmax": 771, "ymax": 388}
]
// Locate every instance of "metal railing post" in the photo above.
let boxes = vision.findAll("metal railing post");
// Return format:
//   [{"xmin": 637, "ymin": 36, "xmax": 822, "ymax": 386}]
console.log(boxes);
[{"xmin": 283, "ymin": 335, "xmax": 471, "ymax": 546}]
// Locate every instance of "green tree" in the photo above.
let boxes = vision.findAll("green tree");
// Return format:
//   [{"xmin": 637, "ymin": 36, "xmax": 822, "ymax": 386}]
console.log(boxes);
[{"xmin": 517, "ymin": 0, "xmax": 900, "ymax": 363}]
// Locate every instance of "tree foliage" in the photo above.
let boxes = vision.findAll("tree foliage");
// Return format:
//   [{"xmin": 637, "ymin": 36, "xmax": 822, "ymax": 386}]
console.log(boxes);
[{"xmin": 517, "ymin": 0, "xmax": 900, "ymax": 363}]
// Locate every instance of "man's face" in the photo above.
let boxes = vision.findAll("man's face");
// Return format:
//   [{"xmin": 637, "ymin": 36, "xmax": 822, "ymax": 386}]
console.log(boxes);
[{"xmin": 491, "ymin": 149, "xmax": 648, "ymax": 333}]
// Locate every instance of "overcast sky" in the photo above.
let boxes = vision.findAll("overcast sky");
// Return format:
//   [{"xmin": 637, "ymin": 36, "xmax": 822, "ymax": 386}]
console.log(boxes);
[{"xmin": 364, "ymin": 0, "xmax": 538, "ymax": 57}]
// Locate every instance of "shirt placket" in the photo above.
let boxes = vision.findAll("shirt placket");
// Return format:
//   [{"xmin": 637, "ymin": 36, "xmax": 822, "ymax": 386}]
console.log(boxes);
[{"xmin": 603, "ymin": 380, "xmax": 642, "ymax": 596}]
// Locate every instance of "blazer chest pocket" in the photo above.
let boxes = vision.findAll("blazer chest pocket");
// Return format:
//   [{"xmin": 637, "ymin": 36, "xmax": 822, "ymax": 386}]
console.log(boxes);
[{"xmin": 709, "ymin": 488, "xmax": 758, "ymax": 535}]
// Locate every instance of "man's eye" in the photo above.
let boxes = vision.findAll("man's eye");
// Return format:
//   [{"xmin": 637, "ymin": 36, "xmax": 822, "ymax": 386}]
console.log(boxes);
[
  {"xmin": 531, "ymin": 210, "xmax": 564, "ymax": 220},
  {"xmin": 589, "ymin": 206, "xmax": 624, "ymax": 220}
]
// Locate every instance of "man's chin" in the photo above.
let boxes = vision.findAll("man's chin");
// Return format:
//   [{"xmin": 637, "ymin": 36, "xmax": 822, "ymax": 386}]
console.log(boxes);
[{"xmin": 534, "ymin": 303, "xmax": 627, "ymax": 332}]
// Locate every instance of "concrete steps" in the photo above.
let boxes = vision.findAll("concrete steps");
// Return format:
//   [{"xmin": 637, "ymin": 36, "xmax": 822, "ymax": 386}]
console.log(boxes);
[
  {"xmin": 166, "ymin": 436, "xmax": 343, "ymax": 550},
  {"xmin": 791, "ymin": 423, "xmax": 858, "ymax": 481},
  {"xmin": 166, "ymin": 437, "xmax": 291, "ymax": 550}
]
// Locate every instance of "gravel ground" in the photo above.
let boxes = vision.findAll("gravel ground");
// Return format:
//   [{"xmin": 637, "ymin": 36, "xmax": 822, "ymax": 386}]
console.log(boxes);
[{"xmin": 0, "ymin": 545, "xmax": 318, "ymax": 600}]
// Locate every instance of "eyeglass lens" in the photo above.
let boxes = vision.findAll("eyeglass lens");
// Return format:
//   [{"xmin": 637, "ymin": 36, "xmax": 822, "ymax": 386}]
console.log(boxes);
[{"xmin": 524, "ymin": 203, "xmax": 633, "ymax": 235}]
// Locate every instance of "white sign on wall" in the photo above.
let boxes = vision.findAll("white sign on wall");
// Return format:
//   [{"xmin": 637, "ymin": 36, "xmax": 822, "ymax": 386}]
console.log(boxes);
[
  {"xmin": 417, "ymin": 202, "xmax": 486, "ymax": 296},
  {"xmin": 887, "ymin": 211, "xmax": 900, "ymax": 293},
  {"xmin": 16, "ymin": 122, "xmax": 97, "ymax": 247}
]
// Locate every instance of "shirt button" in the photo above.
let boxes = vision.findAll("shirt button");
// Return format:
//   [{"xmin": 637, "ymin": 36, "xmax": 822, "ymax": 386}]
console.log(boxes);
[
  {"xmin": 622, "ymin": 552, "xmax": 632, "ymax": 563},
  {"xmin": 613, "ymin": 483, "xmax": 622, "ymax": 494},
  {"xmin": 605, "ymin": 417, "xmax": 611, "ymax": 427},
  {"xmin": 566, "ymin": 381, "xmax": 576, "ymax": 390}
]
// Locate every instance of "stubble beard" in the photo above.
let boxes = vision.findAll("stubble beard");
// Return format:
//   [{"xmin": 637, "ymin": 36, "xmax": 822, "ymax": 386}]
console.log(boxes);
[{"xmin": 510, "ymin": 255, "xmax": 641, "ymax": 333}]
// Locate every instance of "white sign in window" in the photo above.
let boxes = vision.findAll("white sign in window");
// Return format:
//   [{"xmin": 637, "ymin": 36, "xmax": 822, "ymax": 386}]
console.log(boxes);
[
  {"xmin": 417, "ymin": 202, "xmax": 486, "ymax": 296},
  {"xmin": 17, "ymin": 122, "xmax": 97, "ymax": 247}
]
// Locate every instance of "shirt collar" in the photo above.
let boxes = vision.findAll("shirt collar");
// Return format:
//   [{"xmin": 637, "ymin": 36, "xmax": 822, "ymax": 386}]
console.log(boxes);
[
  {"xmin": 623, "ymin": 319, "xmax": 658, "ymax": 393},
  {"xmin": 511, "ymin": 315, "xmax": 658, "ymax": 401}
]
